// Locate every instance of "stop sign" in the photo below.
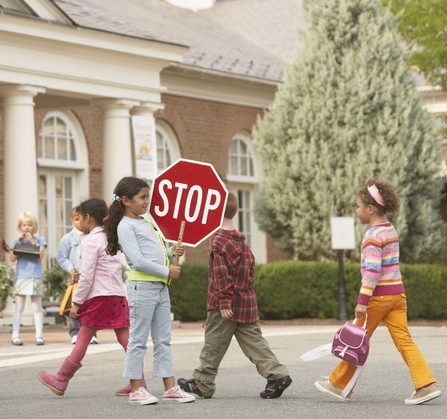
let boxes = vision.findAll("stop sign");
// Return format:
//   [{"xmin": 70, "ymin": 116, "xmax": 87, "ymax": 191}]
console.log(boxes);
[{"xmin": 149, "ymin": 159, "xmax": 228, "ymax": 246}]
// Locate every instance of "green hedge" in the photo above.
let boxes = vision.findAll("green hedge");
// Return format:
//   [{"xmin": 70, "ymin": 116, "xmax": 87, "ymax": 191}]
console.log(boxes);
[
  {"xmin": 169, "ymin": 262, "xmax": 208, "ymax": 321},
  {"xmin": 169, "ymin": 261, "xmax": 447, "ymax": 321}
]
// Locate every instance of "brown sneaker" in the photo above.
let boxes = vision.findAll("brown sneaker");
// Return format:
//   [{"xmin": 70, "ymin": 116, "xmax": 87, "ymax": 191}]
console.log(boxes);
[
  {"xmin": 405, "ymin": 383, "xmax": 441, "ymax": 405},
  {"xmin": 314, "ymin": 380, "xmax": 350, "ymax": 402},
  {"xmin": 260, "ymin": 375, "xmax": 292, "ymax": 399},
  {"xmin": 177, "ymin": 378, "xmax": 212, "ymax": 398}
]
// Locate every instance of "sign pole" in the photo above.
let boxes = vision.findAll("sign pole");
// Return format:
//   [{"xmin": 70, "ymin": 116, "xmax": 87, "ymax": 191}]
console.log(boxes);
[
  {"xmin": 336, "ymin": 203, "xmax": 348, "ymax": 320},
  {"xmin": 174, "ymin": 220, "xmax": 186, "ymax": 266},
  {"xmin": 337, "ymin": 247, "xmax": 348, "ymax": 320}
]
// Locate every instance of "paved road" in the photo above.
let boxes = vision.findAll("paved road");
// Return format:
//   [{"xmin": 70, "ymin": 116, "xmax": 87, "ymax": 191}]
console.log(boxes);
[{"xmin": 0, "ymin": 323, "xmax": 445, "ymax": 418}]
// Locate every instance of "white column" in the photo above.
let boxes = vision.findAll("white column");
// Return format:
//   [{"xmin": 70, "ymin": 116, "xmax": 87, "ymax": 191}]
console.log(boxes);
[
  {"xmin": 94, "ymin": 99, "xmax": 139, "ymax": 202},
  {"xmin": 1, "ymin": 85, "xmax": 45, "ymax": 244},
  {"xmin": 1, "ymin": 84, "xmax": 45, "ymax": 326}
]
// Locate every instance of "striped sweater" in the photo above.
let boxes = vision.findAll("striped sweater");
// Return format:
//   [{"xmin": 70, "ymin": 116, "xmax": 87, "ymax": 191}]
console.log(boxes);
[{"xmin": 358, "ymin": 221, "xmax": 405, "ymax": 305}]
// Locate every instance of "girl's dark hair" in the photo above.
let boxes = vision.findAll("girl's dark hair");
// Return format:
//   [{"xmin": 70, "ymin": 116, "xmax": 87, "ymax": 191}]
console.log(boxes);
[
  {"xmin": 77, "ymin": 198, "xmax": 108, "ymax": 226},
  {"xmin": 357, "ymin": 178, "xmax": 400, "ymax": 215},
  {"xmin": 105, "ymin": 176, "xmax": 149, "ymax": 255}
]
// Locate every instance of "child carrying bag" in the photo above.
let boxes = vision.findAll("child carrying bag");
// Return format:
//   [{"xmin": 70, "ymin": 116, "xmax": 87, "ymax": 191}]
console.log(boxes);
[
  {"xmin": 12, "ymin": 242, "xmax": 40, "ymax": 257},
  {"xmin": 332, "ymin": 316, "xmax": 369, "ymax": 366},
  {"xmin": 300, "ymin": 316, "xmax": 369, "ymax": 397},
  {"xmin": 59, "ymin": 282, "xmax": 78, "ymax": 316}
]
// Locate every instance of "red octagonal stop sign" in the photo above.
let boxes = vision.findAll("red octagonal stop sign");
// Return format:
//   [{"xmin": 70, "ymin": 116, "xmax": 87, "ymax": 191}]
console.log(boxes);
[{"xmin": 149, "ymin": 159, "xmax": 228, "ymax": 247}]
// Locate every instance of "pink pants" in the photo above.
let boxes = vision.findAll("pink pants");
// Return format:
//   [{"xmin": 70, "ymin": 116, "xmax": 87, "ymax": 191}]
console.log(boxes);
[
  {"xmin": 69, "ymin": 325, "xmax": 129, "ymax": 365},
  {"xmin": 330, "ymin": 294, "xmax": 436, "ymax": 391}
]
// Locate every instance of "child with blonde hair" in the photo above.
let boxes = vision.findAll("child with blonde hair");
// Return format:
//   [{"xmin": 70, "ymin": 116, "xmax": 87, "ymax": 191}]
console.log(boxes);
[{"xmin": 10, "ymin": 211, "xmax": 47, "ymax": 346}]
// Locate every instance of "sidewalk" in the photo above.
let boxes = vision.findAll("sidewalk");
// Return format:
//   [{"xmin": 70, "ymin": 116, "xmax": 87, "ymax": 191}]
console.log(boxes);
[
  {"xmin": 2, "ymin": 317, "xmax": 445, "ymax": 346},
  {"xmin": 0, "ymin": 321, "xmax": 205, "ymax": 346}
]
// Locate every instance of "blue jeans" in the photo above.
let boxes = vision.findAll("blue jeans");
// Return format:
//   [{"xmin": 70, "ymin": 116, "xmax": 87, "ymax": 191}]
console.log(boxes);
[
  {"xmin": 123, "ymin": 281, "xmax": 174, "ymax": 379},
  {"xmin": 67, "ymin": 317, "xmax": 80, "ymax": 337}
]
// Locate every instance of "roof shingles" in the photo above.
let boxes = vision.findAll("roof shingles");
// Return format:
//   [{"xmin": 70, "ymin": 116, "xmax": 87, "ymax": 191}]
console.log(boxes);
[{"xmin": 51, "ymin": 0, "xmax": 302, "ymax": 81}]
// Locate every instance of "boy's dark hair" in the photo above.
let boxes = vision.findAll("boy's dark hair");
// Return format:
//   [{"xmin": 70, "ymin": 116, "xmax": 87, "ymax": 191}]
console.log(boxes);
[
  {"xmin": 357, "ymin": 178, "xmax": 400, "ymax": 215},
  {"xmin": 105, "ymin": 176, "xmax": 149, "ymax": 255},
  {"xmin": 77, "ymin": 198, "xmax": 108, "ymax": 226},
  {"xmin": 224, "ymin": 191, "xmax": 238, "ymax": 219}
]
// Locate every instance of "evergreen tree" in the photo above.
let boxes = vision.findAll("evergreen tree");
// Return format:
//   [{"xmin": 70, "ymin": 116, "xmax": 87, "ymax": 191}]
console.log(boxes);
[{"xmin": 253, "ymin": 0, "xmax": 444, "ymax": 262}]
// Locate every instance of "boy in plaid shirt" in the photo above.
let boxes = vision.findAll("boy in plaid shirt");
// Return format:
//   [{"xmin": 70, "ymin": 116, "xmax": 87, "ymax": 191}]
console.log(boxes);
[{"xmin": 178, "ymin": 191, "xmax": 291, "ymax": 399}]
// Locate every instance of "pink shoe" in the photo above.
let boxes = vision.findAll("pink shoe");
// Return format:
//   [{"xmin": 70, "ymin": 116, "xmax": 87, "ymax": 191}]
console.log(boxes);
[
  {"xmin": 128, "ymin": 387, "xmax": 158, "ymax": 405},
  {"xmin": 37, "ymin": 357, "xmax": 82, "ymax": 396},
  {"xmin": 163, "ymin": 385, "xmax": 196, "ymax": 403},
  {"xmin": 116, "ymin": 379, "xmax": 147, "ymax": 396}
]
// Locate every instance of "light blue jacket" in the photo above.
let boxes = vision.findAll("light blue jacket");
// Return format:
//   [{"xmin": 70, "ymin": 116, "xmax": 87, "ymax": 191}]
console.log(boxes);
[{"xmin": 57, "ymin": 228, "xmax": 83, "ymax": 276}]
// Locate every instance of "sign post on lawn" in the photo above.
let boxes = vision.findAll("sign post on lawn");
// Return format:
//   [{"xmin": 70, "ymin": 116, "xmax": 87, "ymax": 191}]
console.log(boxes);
[
  {"xmin": 149, "ymin": 159, "xmax": 228, "ymax": 264},
  {"xmin": 331, "ymin": 203, "xmax": 356, "ymax": 321}
]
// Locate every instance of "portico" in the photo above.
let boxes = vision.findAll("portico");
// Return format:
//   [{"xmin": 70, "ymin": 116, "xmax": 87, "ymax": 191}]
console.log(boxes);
[{"xmin": 0, "ymin": 8, "xmax": 186, "ymax": 325}]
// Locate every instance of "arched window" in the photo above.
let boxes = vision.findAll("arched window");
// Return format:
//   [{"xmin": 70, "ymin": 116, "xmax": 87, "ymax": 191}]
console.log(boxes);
[
  {"xmin": 228, "ymin": 134, "xmax": 257, "ymax": 181},
  {"xmin": 37, "ymin": 111, "xmax": 89, "ymax": 266},
  {"xmin": 156, "ymin": 120, "xmax": 181, "ymax": 172},
  {"xmin": 37, "ymin": 113, "xmax": 84, "ymax": 168},
  {"xmin": 227, "ymin": 132, "xmax": 265, "ymax": 261}
]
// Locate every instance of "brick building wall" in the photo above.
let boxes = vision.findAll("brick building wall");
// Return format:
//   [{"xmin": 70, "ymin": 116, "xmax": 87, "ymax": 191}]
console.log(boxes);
[
  {"xmin": 156, "ymin": 94, "xmax": 288, "ymax": 263},
  {"xmin": 0, "ymin": 96, "xmax": 287, "ymax": 264}
]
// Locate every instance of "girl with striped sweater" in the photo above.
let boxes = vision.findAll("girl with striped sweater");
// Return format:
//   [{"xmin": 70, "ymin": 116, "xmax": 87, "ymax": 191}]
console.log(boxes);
[{"xmin": 315, "ymin": 179, "xmax": 441, "ymax": 405}]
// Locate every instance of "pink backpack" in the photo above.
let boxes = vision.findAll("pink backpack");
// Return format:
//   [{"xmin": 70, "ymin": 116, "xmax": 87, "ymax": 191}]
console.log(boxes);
[{"xmin": 332, "ymin": 317, "xmax": 369, "ymax": 366}]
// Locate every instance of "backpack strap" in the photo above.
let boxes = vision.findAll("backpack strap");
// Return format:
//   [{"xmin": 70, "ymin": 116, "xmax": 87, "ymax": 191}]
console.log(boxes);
[{"xmin": 300, "ymin": 343, "xmax": 332, "ymax": 362}]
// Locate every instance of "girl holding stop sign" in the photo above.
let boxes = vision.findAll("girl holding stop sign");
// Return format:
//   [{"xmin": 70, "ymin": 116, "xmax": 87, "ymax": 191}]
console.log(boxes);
[{"xmin": 105, "ymin": 176, "xmax": 195, "ymax": 406}]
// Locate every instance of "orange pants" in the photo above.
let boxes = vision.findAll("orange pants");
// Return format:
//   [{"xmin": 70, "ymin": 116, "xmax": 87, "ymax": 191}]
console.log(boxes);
[{"xmin": 330, "ymin": 294, "xmax": 436, "ymax": 391}]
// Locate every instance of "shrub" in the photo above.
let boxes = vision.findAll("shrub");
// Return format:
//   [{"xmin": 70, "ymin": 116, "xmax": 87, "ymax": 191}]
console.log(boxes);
[
  {"xmin": 169, "ymin": 262, "xmax": 208, "ymax": 321},
  {"xmin": 0, "ymin": 262, "xmax": 14, "ymax": 312},
  {"xmin": 169, "ymin": 261, "xmax": 447, "ymax": 321},
  {"xmin": 43, "ymin": 263, "xmax": 68, "ymax": 301},
  {"xmin": 255, "ymin": 261, "xmax": 340, "ymax": 319}
]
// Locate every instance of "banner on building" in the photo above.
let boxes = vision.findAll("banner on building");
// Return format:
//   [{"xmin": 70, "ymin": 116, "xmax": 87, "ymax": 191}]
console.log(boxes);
[{"xmin": 132, "ymin": 115, "xmax": 157, "ymax": 183}]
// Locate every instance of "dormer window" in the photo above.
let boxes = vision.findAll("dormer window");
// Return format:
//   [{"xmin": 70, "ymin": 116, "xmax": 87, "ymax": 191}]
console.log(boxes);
[{"xmin": 0, "ymin": 0, "xmax": 35, "ymax": 16}]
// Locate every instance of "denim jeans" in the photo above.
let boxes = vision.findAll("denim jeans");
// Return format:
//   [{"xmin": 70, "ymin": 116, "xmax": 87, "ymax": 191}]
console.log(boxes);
[
  {"xmin": 67, "ymin": 317, "xmax": 80, "ymax": 338},
  {"xmin": 123, "ymin": 281, "xmax": 174, "ymax": 379}
]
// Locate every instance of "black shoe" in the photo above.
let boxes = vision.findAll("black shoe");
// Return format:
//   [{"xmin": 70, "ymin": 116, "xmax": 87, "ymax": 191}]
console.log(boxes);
[
  {"xmin": 177, "ymin": 378, "xmax": 211, "ymax": 398},
  {"xmin": 260, "ymin": 375, "xmax": 292, "ymax": 399}
]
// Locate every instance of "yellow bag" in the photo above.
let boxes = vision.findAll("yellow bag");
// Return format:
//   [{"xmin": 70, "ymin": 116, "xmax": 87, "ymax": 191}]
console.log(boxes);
[{"xmin": 59, "ymin": 282, "xmax": 78, "ymax": 316}]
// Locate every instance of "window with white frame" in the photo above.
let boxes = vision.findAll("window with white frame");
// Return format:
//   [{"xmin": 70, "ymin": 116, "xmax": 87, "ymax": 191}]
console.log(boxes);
[
  {"xmin": 228, "ymin": 134, "xmax": 255, "ymax": 179},
  {"xmin": 227, "ymin": 132, "xmax": 261, "ymax": 250},
  {"xmin": 37, "ymin": 111, "xmax": 89, "ymax": 267},
  {"xmin": 156, "ymin": 120, "xmax": 181, "ymax": 172}
]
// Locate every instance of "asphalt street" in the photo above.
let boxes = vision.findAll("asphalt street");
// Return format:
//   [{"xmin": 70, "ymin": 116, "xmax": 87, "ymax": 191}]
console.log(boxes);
[{"xmin": 0, "ymin": 322, "xmax": 445, "ymax": 418}]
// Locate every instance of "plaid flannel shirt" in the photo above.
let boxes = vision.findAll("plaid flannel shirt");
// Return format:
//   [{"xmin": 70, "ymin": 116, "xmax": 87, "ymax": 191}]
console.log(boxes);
[{"xmin": 207, "ymin": 229, "xmax": 259, "ymax": 323}]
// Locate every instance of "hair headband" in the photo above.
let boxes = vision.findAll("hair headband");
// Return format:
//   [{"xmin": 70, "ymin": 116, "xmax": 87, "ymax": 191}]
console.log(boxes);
[{"xmin": 367, "ymin": 184, "xmax": 385, "ymax": 207}]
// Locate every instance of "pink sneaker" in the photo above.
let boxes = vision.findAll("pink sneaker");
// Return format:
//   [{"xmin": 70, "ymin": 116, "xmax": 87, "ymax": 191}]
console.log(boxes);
[
  {"xmin": 116, "ymin": 379, "xmax": 147, "ymax": 396},
  {"xmin": 163, "ymin": 385, "xmax": 196, "ymax": 403},
  {"xmin": 128, "ymin": 387, "xmax": 158, "ymax": 405}
]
